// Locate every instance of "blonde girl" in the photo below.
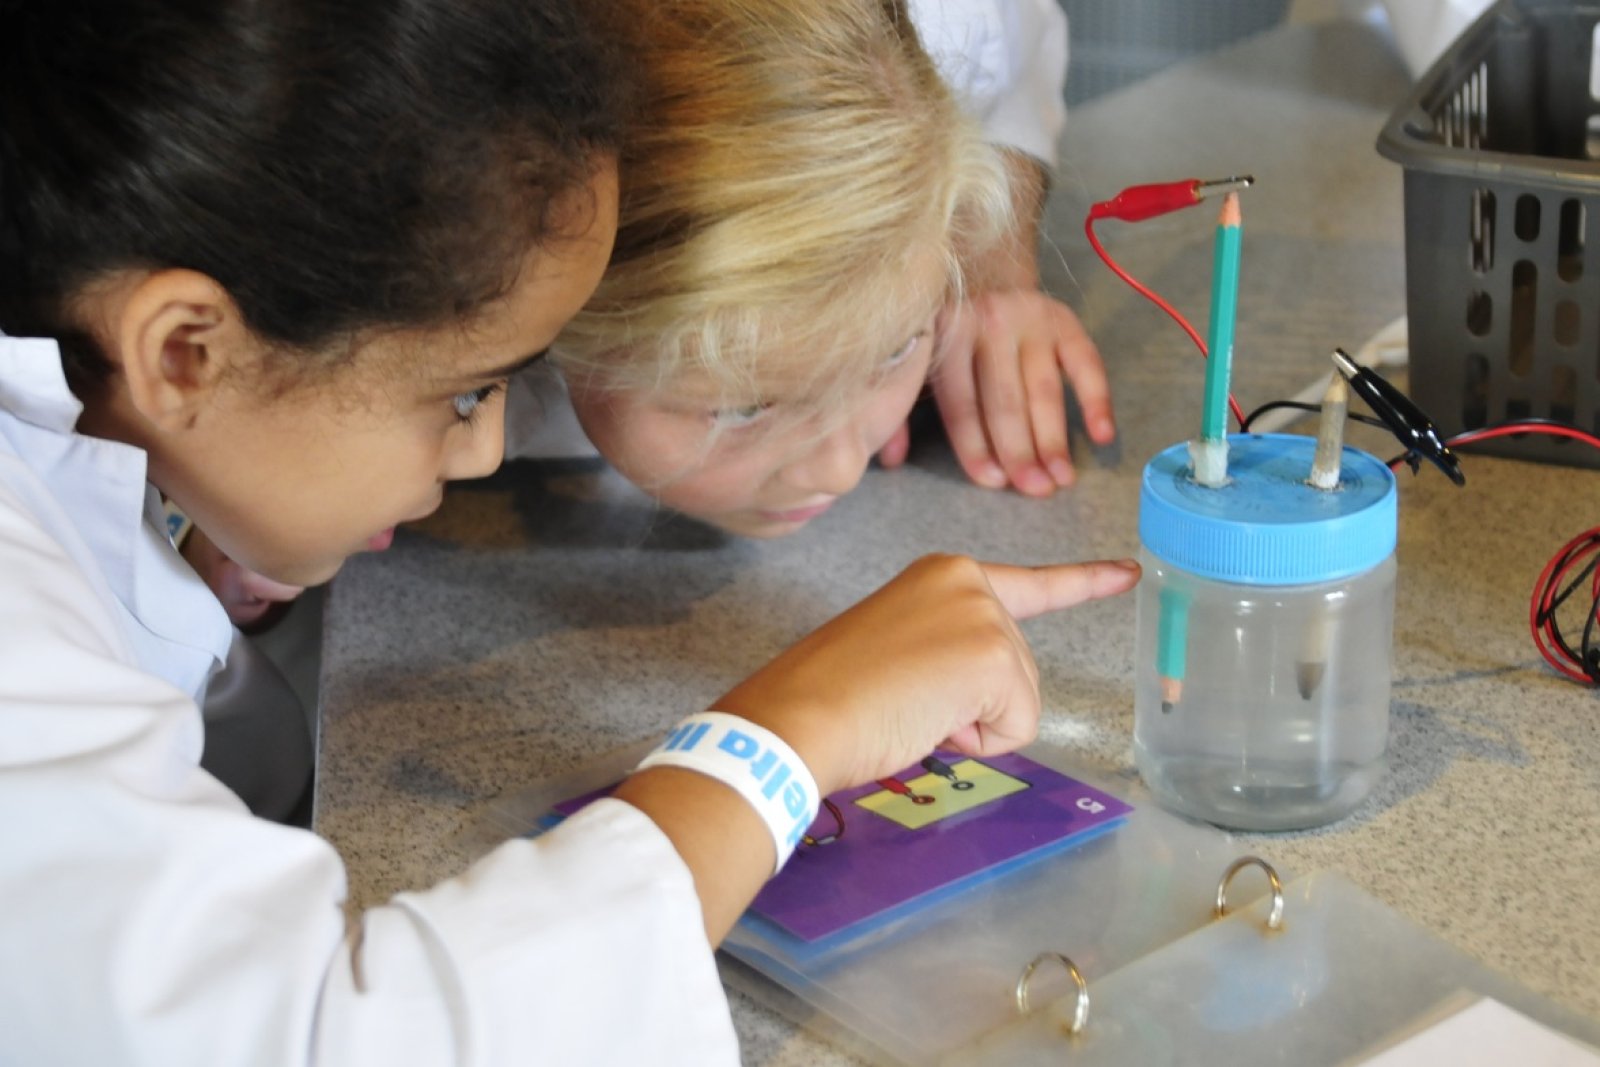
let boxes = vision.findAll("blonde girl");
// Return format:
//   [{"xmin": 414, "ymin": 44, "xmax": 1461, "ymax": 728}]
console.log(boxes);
[{"xmin": 534, "ymin": 0, "xmax": 1111, "ymax": 539}]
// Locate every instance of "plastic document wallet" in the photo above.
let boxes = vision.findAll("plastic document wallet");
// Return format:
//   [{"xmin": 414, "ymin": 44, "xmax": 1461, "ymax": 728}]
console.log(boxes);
[{"xmin": 481, "ymin": 741, "xmax": 1600, "ymax": 1065}]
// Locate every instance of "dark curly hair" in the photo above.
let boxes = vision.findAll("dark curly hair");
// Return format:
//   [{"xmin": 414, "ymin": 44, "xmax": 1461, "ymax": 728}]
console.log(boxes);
[{"xmin": 0, "ymin": 0, "xmax": 629, "ymax": 393}]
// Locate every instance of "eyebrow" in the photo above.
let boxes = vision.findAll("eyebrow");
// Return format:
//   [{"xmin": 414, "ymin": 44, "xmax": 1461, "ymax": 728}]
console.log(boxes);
[{"xmin": 463, "ymin": 346, "xmax": 550, "ymax": 384}]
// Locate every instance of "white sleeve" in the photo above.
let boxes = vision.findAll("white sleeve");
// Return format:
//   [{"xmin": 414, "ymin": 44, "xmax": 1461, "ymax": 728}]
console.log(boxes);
[
  {"xmin": 1366, "ymin": 0, "xmax": 1494, "ymax": 78},
  {"xmin": 907, "ymin": 0, "xmax": 1070, "ymax": 167},
  {"xmin": 0, "ymin": 486, "xmax": 736, "ymax": 1066}
]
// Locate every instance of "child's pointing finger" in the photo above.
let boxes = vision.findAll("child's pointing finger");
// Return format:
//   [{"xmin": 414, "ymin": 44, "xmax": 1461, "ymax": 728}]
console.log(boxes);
[{"xmin": 977, "ymin": 558, "xmax": 1142, "ymax": 622}]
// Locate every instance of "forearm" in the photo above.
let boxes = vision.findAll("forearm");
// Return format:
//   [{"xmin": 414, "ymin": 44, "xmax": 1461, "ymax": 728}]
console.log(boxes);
[
  {"xmin": 613, "ymin": 693, "xmax": 848, "ymax": 945},
  {"xmin": 612, "ymin": 768, "xmax": 776, "ymax": 944},
  {"xmin": 969, "ymin": 149, "xmax": 1047, "ymax": 293}
]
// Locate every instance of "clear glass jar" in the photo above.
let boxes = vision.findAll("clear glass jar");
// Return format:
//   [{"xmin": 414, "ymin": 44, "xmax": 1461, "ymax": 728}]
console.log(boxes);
[{"xmin": 1133, "ymin": 434, "xmax": 1398, "ymax": 831}]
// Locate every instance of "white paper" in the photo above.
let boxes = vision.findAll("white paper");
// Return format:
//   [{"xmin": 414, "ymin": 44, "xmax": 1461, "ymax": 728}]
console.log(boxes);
[{"xmin": 1360, "ymin": 998, "xmax": 1600, "ymax": 1067}]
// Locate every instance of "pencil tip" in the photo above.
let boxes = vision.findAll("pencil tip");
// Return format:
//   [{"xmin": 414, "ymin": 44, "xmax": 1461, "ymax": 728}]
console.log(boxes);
[
  {"xmin": 1159, "ymin": 675, "xmax": 1184, "ymax": 710},
  {"xmin": 1161, "ymin": 700, "xmax": 1174, "ymax": 714},
  {"xmin": 1220, "ymin": 192, "xmax": 1242, "ymax": 227},
  {"xmin": 1295, "ymin": 661, "xmax": 1325, "ymax": 699}
]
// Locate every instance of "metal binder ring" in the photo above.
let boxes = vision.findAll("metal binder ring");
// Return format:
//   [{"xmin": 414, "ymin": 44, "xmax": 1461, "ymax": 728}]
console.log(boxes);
[
  {"xmin": 1214, "ymin": 855, "xmax": 1286, "ymax": 931},
  {"xmin": 1014, "ymin": 951, "xmax": 1090, "ymax": 1035}
]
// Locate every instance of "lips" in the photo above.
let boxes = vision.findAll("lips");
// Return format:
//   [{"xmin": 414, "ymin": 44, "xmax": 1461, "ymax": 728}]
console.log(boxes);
[{"xmin": 369, "ymin": 495, "xmax": 445, "ymax": 550}]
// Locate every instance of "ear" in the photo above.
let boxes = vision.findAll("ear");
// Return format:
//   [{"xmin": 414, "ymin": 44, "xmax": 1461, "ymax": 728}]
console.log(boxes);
[{"xmin": 111, "ymin": 270, "xmax": 253, "ymax": 433}]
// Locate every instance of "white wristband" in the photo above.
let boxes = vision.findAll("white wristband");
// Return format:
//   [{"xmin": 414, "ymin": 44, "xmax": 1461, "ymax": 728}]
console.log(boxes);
[{"xmin": 635, "ymin": 711, "xmax": 821, "ymax": 874}]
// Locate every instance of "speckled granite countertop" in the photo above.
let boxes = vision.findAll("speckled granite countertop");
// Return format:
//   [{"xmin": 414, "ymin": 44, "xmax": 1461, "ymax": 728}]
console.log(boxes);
[{"xmin": 314, "ymin": 20, "xmax": 1599, "ymax": 1065}]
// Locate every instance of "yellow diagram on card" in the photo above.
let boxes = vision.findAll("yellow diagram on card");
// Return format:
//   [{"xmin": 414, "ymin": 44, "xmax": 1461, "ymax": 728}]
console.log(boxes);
[{"xmin": 854, "ymin": 759, "xmax": 1031, "ymax": 830}]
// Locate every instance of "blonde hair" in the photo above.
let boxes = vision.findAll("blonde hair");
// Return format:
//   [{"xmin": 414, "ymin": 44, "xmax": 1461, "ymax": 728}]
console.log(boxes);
[{"xmin": 555, "ymin": 0, "xmax": 1012, "ymax": 411}]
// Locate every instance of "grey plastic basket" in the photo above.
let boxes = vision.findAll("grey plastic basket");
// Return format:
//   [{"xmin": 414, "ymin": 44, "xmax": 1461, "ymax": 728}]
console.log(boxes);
[{"xmin": 1378, "ymin": 0, "xmax": 1600, "ymax": 468}]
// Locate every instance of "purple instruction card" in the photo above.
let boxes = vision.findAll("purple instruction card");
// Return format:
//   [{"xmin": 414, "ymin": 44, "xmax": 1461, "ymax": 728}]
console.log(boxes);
[
  {"xmin": 744, "ymin": 751, "xmax": 1131, "ymax": 949},
  {"xmin": 546, "ymin": 750, "xmax": 1132, "ymax": 954}
]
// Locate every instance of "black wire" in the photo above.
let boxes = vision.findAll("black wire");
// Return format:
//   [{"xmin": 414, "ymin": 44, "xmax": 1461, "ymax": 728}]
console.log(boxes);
[
  {"xmin": 1584, "ymin": 599, "xmax": 1598, "ymax": 683},
  {"xmin": 1446, "ymin": 418, "xmax": 1600, "ymax": 686},
  {"xmin": 1238, "ymin": 400, "xmax": 1388, "ymax": 434},
  {"xmin": 1227, "ymin": 406, "xmax": 1600, "ymax": 685},
  {"xmin": 1541, "ymin": 549, "xmax": 1600, "ymax": 621},
  {"xmin": 1383, "ymin": 416, "xmax": 1600, "ymax": 471},
  {"xmin": 1586, "ymin": 607, "xmax": 1599, "ymax": 683},
  {"xmin": 1538, "ymin": 535, "xmax": 1600, "ymax": 685}
]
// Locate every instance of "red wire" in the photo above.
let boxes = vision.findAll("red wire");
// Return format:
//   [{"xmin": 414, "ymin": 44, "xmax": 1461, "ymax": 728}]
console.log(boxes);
[
  {"xmin": 1406, "ymin": 420, "xmax": 1600, "ymax": 684},
  {"xmin": 1084, "ymin": 217, "xmax": 1247, "ymax": 429},
  {"xmin": 1386, "ymin": 423, "xmax": 1600, "ymax": 474},
  {"xmin": 1528, "ymin": 527, "xmax": 1600, "ymax": 685},
  {"xmin": 1447, "ymin": 422, "xmax": 1600, "ymax": 452},
  {"xmin": 1086, "ymin": 183, "xmax": 1600, "ymax": 682}
]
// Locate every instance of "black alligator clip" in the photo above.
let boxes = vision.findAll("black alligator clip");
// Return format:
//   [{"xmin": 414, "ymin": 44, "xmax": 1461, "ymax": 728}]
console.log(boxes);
[{"xmin": 1330, "ymin": 348, "xmax": 1465, "ymax": 486}]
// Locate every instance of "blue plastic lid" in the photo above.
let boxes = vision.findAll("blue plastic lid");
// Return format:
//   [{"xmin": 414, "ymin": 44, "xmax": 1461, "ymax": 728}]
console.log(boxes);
[{"xmin": 1139, "ymin": 433, "xmax": 1397, "ymax": 585}]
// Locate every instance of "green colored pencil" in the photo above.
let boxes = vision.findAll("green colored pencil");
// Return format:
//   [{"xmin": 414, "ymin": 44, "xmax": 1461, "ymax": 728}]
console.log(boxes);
[{"xmin": 1200, "ymin": 192, "xmax": 1242, "ymax": 442}]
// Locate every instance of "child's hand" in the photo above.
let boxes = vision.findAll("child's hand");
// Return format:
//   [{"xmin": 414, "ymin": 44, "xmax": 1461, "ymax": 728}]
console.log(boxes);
[
  {"xmin": 617, "ymin": 554, "xmax": 1139, "ymax": 941},
  {"xmin": 716, "ymin": 554, "xmax": 1140, "ymax": 795},
  {"xmin": 180, "ymin": 527, "xmax": 306, "ymax": 630},
  {"xmin": 878, "ymin": 150, "xmax": 1119, "ymax": 495},
  {"xmin": 925, "ymin": 291, "xmax": 1116, "ymax": 496}
]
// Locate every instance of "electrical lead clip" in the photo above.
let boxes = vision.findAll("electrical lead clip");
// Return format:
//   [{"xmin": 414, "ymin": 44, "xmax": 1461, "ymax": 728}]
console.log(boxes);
[
  {"xmin": 1194, "ymin": 175, "xmax": 1255, "ymax": 199},
  {"xmin": 1087, "ymin": 175, "xmax": 1256, "ymax": 223},
  {"xmin": 1330, "ymin": 348, "xmax": 1465, "ymax": 486},
  {"xmin": 920, "ymin": 755, "xmax": 975, "ymax": 791}
]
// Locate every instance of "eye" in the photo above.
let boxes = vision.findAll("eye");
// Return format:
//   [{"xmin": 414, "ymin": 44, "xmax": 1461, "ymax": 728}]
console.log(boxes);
[
  {"xmin": 710, "ymin": 401, "xmax": 773, "ymax": 429},
  {"xmin": 883, "ymin": 333, "xmax": 924, "ymax": 370},
  {"xmin": 453, "ymin": 381, "xmax": 505, "ymax": 425}
]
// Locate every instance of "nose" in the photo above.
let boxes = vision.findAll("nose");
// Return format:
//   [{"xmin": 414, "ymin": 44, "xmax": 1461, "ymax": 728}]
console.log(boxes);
[
  {"xmin": 782, "ymin": 417, "xmax": 870, "ymax": 497},
  {"xmin": 441, "ymin": 403, "xmax": 508, "ymax": 482}
]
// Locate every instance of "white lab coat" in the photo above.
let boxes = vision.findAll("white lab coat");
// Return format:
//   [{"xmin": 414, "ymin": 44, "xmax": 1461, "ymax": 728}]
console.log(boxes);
[
  {"xmin": 0, "ymin": 335, "xmax": 736, "ymax": 1065},
  {"xmin": 908, "ymin": 0, "xmax": 1068, "ymax": 167},
  {"xmin": 1343, "ymin": 0, "xmax": 1495, "ymax": 78}
]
